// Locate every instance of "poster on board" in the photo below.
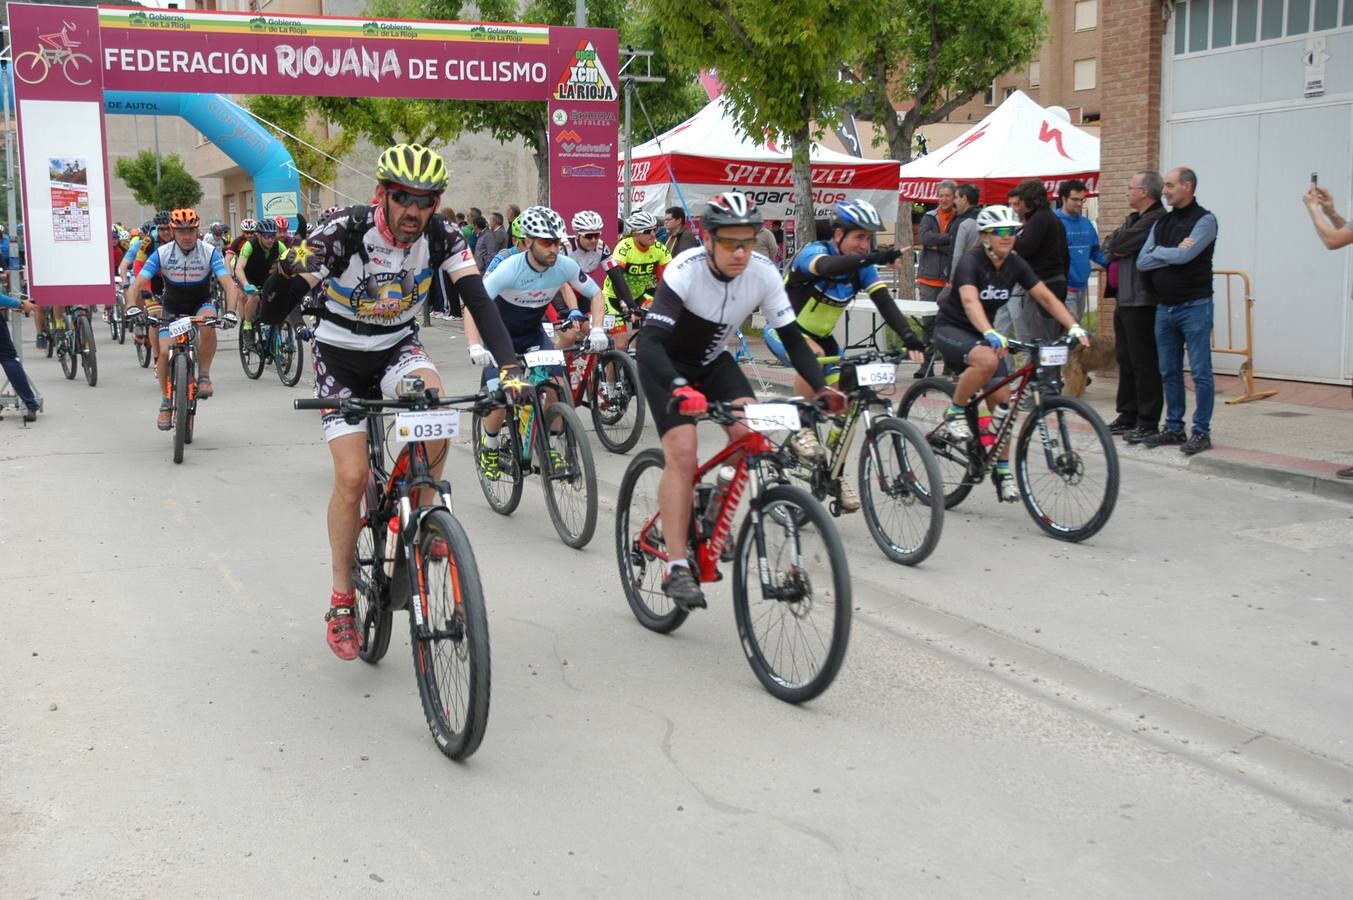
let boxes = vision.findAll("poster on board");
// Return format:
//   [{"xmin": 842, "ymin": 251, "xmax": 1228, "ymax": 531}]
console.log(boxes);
[{"xmin": 48, "ymin": 157, "xmax": 92, "ymax": 242}]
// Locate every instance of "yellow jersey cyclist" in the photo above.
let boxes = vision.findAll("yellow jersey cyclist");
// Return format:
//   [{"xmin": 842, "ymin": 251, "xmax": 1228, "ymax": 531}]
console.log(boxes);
[
  {"xmin": 265, "ymin": 142, "xmax": 519, "ymax": 662},
  {"xmin": 637, "ymin": 192, "xmax": 847, "ymax": 610},
  {"xmin": 934, "ymin": 204, "xmax": 1089, "ymax": 501},
  {"xmin": 234, "ymin": 217, "xmax": 283, "ymax": 345},
  {"xmin": 125, "ymin": 208, "xmax": 241, "ymax": 428},
  {"xmin": 603, "ymin": 211, "xmax": 671, "ymax": 349},
  {"xmin": 764, "ymin": 199, "xmax": 926, "ymax": 511}
]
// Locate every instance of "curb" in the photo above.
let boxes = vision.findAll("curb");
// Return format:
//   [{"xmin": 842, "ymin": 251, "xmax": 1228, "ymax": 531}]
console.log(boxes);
[{"xmin": 1188, "ymin": 453, "xmax": 1353, "ymax": 504}]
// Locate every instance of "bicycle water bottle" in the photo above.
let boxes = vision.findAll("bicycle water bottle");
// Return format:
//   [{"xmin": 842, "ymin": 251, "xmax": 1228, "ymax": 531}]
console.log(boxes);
[
  {"xmin": 827, "ymin": 423, "xmax": 843, "ymax": 451},
  {"xmin": 382, "ymin": 516, "xmax": 399, "ymax": 577},
  {"xmin": 978, "ymin": 413, "xmax": 995, "ymax": 450},
  {"xmin": 703, "ymin": 466, "xmax": 736, "ymax": 533}
]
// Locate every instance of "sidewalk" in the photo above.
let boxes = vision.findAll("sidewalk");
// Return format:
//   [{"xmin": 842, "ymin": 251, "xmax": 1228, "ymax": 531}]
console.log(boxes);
[{"xmin": 737, "ymin": 341, "xmax": 1353, "ymax": 504}]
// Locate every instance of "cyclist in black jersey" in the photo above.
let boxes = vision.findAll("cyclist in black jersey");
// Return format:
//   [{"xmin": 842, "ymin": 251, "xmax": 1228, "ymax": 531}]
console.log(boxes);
[
  {"xmin": 934, "ymin": 204, "xmax": 1088, "ymax": 500},
  {"xmin": 234, "ymin": 218, "xmax": 283, "ymax": 346},
  {"xmin": 637, "ymin": 191, "xmax": 847, "ymax": 610}
]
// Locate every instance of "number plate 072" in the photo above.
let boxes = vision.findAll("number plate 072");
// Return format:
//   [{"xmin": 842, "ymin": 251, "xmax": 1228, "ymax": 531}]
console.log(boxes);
[
  {"xmin": 393, "ymin": 409, "xmax": 460, "ymax": 443},
  {"xmin": 524, "ymin": 349, "xmax": 565, "ymax": 368},
  {"xmin": 854, "ymin": 363, "xmax": 896, "ymax": 385}
]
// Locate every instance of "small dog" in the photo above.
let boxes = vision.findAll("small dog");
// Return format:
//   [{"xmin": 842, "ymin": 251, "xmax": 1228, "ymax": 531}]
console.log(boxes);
[{"xmin": 1061, "ymin": 333, "xmax": 1117, "ymax": 397}]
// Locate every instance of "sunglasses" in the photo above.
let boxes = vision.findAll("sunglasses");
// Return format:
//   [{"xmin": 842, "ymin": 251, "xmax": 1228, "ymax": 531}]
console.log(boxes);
[
  {"xmin": 388, "ymin": 188, "xmax": 439, "ymax": 210},
  {"xmin": 984, "ymin": 226, "xmax": 1019, "ymax": 237},
  {"xmin": 636, "ymin": 228, "xmax": 656, "ymax": 235},
  {"xmin": 534, "ymin": 238, "xmax": 562, "ymax": 248},
  {"xmin": 714, "ymin": 236, "xmax": 756, "ymax": 253},
  {"xmin": 579, "ymin": 232, "xmax": 601, "ymax": 241}
]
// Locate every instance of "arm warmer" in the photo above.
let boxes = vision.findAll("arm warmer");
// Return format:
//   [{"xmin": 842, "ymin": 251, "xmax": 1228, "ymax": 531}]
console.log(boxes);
[
  {"xmin": 605, "ymin": 265, "xmax": 637, "ymax": 311},
  {"xmin": 454, "ymin": 273, "xmax": 517, "ymax": 367},
  {"xmin": 807, "ymin": 253, "xmax": 870, "ymax": 278},
  {"xmin": 869, "ymin": 286, "xmax": 925, "ymax": 351}
]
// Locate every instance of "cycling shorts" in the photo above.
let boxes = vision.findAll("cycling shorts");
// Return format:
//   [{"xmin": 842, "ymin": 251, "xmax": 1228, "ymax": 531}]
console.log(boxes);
[
  {"xmin": 643, "ymin": 351, "xmax": 752, "ymax": 436},
  {"xmin": 933, "ymin": 324, "xmax": 1010, "ymax": 382},
  {"xmin": 312, "ymin": 334, "xmax": 436, "ymax": 442}
]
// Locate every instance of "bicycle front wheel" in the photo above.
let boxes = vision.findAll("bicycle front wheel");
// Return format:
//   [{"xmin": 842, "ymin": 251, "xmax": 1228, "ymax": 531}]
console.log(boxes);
[
  {"xmin": 59, "ymin": 331, "xmax": 77, "ymax": 380},
  {"xmin": 136, "ymin": 325, "xmax": 152, "ymax": 367},
  {"xmin": 858, "ymin": 417, "xmax": 944, "ymax": 566},
  {"xmin": 273, "ymin": 321, "xmax": 304, "ymax": 386},
  {"xmin": 538, "ymin": 401, "xmax": 597, "ymax": 549},
  {"xmin": 238, "ymin": 324, "xmax": 265, "ymax": 379},
  {"xmin": 614, "ymin": 448, "xmax": 688, "ymax": 634},
  {"xmin": 1015, "ymin": 395, "xmax": 1119, "ymax": 542},
  {"xmin": 409, "ymin": 509, "xmax": 491, "ymax": 761},
  {"xmin": 589, "ymin": 349, "xmax": 646, "ymax": 454},
  {"xmin": 895, "ymin": 377, "xmax": 975, "ymax": 509},
  {"xmin": 78, "ymin": 316, "xmax": 97, "ymax": 387},
  {"xmin": 172, "ymin": 354, "xmax": 190, "ymax": 464},
  {"xmin": 732, "ymin": 485, "xmax": 851, "ymax": 704}
]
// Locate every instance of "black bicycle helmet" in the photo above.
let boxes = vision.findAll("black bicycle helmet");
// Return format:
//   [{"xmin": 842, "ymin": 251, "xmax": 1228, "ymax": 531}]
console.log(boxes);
[{"xmin": 699, "ymin": 191, "xmax": 762, "ymax": 232}]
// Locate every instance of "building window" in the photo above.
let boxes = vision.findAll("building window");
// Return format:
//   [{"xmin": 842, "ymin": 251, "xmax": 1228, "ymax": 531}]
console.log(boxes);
[
  {"xmin": 1236, "ymin": 0, "xmax": 1260, "ymax": 42},
  {"xmin": 1028, "ymin": 61, "xmax": 1040, "ymax": 87},
  {"xmin": 1189, "ymin": 0, "xmax": 1211, "ymax": 50},
  {"xmin": 1260, "ymin": 0, "xmax": 1284, "ymax": 39},
  {"xmin": 1004, "ymin": 86, "xmax": 1017, "ymax": 100},
  {"xmin": 984, "ymin": 81, "xmax": 996, "ymax": 106},
  {"xmin": 1074, "ymin": 0, "xmax": 1098, "ymax": 31},
  {"xmin": 1212, "ymin": 0, "xmax": 1234, "ymax": 47},
  {"xmin": 1288, "ymin": 0, "xmax": 1311, "ymax": 34},
  {"xmin": 1073, "ymin": 58, "xmax": 1096, "ymax": 92},
  {"xmin": 1314, "ymin": 0, "xmax": 1338, "ymax": 29}
]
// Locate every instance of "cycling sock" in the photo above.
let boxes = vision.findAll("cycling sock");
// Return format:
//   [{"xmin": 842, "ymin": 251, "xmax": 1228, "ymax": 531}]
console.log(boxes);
[
  {"xmin": 480, "ymin": 429, "xmax": 499, "ymax": 448},
  {"xmin": 242, "ymin": 320, "xmax": 253, "ymax": 330},
  {"xmin": 667, "ymin": 559, "xmax": 689, "ymax": 574},
  {"xmin": 330, "ymin": 588, "xmax": 355, "ymax": 608},
  {"xmin": 946, "ymin": 403, "xmax": 965, "ymax": 417},
  {"xmin": 995, "ymin": 461, "xmax": 1010, "ymax": 477}
]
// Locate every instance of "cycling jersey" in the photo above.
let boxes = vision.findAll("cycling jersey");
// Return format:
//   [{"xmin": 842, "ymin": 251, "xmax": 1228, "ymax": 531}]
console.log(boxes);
[
  {"xmin": 482, "ymin": 249, "xmax": 599, "ymax": 341},
  {"xmin": 301, "ymin": 211, "xmax": 477, "ymax": 352},
  {"xmin": 602, "ymin": 237, "xmax": 671, "ymax": 311},
  {"xmin": 485, "ymin": 245, "xmax": 517, "ymax": 275},
  {"xmin": 564, "ymin": 237, "xmax": 613, "ymax": 276},
  {"xmin": 938, "ymin": 246, "xmax": 1041, "ymax": 333},
  {"xmin": 139, "ymin": 239, "xmax": 226, "ymax": 308},
  {"xmin": 643, "ymin": 248, "xmax": 795, "ymax": 368},
  {"xmin": 237, "ymin": 238, "xmax": 282, "ymax": 288},
  {"xmin": 785, "ymin": 240, "xmax": 884, "ymax": 338}
]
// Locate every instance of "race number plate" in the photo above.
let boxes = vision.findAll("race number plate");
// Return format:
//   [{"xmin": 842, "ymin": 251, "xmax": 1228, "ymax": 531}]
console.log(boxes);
[
  {"xmin": 603, "ymin": 314, "xmax": 617, "ymax": 329},
  {"xmin": 854, "ymin": 363, "xmax": 896, "ymax": 386},
  {"xmin": 525, "ymin": 349, "xmax": 565, "ymax": 368},
  {"xmin": 392, "ymin": 409, "xmax": 460, "ymax": 443},
  {"xmin": 1039, "ymin": 345, "xmax": 1069, "ymax": 365},
  {"xmin": 166, "ymin": 317, "xmax": 193, "ymax": 337},
  {"xmin": 743, "ymin": 403, "xmax": 801, "ymax": 433}
]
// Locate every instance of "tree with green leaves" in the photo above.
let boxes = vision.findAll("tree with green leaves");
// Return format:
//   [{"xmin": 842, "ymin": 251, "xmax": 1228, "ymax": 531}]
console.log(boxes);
[
  {"xmin": 113, "ymin": 151, "xmax": 203, "ymax": 211},
  {"xmin": 656, "ymin": 0, "xmax": 868, "ymax": 242},
  {"xmin": 245, "ymin": 95, "xmax": 358, "ymax": 206}
]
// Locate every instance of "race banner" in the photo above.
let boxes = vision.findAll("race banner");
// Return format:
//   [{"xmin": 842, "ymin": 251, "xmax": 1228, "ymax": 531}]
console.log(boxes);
[
  {"xmin": 9, "ymin": 3, "xmax": 114, "ymax": 307},
  {"xmin": 547, "ymin": 28, "xmax": 620, "ymax": 238}
]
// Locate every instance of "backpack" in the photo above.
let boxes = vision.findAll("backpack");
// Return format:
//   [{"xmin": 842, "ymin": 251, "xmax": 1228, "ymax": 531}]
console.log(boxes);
[{"xmin": 325, "ymin": 205, "xmax": 452, "ymax": 282}]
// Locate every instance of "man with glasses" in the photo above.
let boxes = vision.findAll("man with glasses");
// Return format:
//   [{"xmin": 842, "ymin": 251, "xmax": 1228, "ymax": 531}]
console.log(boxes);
[
  {"xmin": 603, "ymin": 210, "xmax": 673, "ymax": 351},
  {"xmin": 234, "ymin": 217, "xmax": 283, "ymax": 346},
  {"xmin": 272, "ymin": 142, "xmax": 520, "ymax": 661},
  {"xmin": 637, "ymin": 192, "xmax": 847, "ymax": 610},
  {"xmin": 1055, "ymin": 179, "xmax": 1107, "ymax": 326},
  {"xmin": 463, "ymin": 205, "xmax": 604, "ymax": 478},
  {"xmin": 663, "ymin": 206, "xmax": 699, "ymax": 256}
]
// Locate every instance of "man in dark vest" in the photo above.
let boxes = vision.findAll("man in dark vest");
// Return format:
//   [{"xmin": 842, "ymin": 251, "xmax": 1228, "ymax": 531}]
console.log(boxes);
[{"xmin": 1137, "ymin": 166, "xmax": 1218, "ymax": 455}]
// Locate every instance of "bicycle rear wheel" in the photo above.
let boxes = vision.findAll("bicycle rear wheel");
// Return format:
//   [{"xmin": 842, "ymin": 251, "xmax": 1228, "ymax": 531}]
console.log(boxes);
[
  {"xmin": 895, "ymin": 377, "xmax": 975, "ymax": 509},
  {"xmin": 172, "ymin": 354, "xmax": 190, "ymax": 464},
  {"xmin": 614, "ymin": 448, "xmax": 688, "ymax": 634},
  {"xmin": 273, "ymin": 320, "xmax": 304, "ymax": 386},
  {"xmin": 1015, "ymin": 395, "xmax": 1119, "ymax": 542},
  {"xmin": 111, "ymin": 302, "xmax": 126, "ymax": 344},
  {"xmin": 355, "ymin": 475, "xmax": 393, "ymax": 663},
  {"xmin": 732, "ymin": 484, "xmax": 851, "ymax": 704},
  {"xmin": 858, "ymin": 417, "xmax": 944, "ymax": 566},
  {"xmin": 409, "ymin": 509, "xmax": 491, "ymax": 761},
  {"xmin": 136, "ymin": 324, "xmax": 152, "ymax": 367},
  {"xmin": 78, "ymin": 316, "xmax": 97, "ymax": 387},
  {"xmin": 59, "ymin": 330, "xmax": 77, "ymax": 380},
  {"xmin": 589, "ymin": 350, "xmax": 646, "ymax": 454},
  {"xmin": 538, "ymin": 402, "xmax": 597, "ymax": 549},
  {"xmin": 471, "ymin": 407, "xmax": 523, "ymax": 515},
  {"xmin": 239, "ymin": 323, "xmax": 265, "ymax": 379}
]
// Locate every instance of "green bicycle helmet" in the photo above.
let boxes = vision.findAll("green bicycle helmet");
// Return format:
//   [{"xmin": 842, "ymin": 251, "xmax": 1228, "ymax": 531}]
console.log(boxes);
[{"xmin": 375, "ymin": 142, "xmax": 448, "ymax": 193}]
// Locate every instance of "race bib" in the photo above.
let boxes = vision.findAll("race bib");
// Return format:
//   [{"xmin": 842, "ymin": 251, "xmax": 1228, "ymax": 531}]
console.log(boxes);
[
  {"xmin": 854, "ymin": 363, "xmax": 896, "ymax": 386},
  {"xmin": 1039, "ymin": 345, "xmax": 1069, "ymax": 366},
  {"xmin": 743, "ymin": 403, "xmax": 800, "ymax": 433},
  {"xmin": 166, "ymin": 317, "xmax": 193, "ymax": 337},
  {"xmin": 392, "ymin": 409, "xmax": 460, "ymax": 443},
  {"xmin": 525, "ymin": 349, "xmax": 565, "ymax": 368}
]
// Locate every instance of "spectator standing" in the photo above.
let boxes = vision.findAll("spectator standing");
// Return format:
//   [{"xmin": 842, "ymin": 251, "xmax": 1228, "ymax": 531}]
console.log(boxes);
[
  {"xmin": 1303, "ymin": 180, "xmax": 1353, "ymax": 478},
  {"xmin": 0, "ymin": 227, "xmax": 10, "ymax": 291},
  {"xmin": 474, "ymin": 212, "xmax": 506, "ymax": 272},
  {"xmin": 1102, "ymin": 171, "xmax": 1166, "ymax": 443},
  {"xmin": 1137, "ymin": 166, "xmax": 1218, "ymax": 455},
  {"xmin": 465, "ymin": 207, "xmax": 482, "ymax": 250},
  {"xmin": 916, "ymin": 180, "xmax": 958, "ymax": 303},
  {"xmin": 505, "ymin": 204, "xmax": 522, "ymax": 232},
  {"xmin": 663, "ymin": 206, "xmax": 700, "ymax": 256},
  {"xmin": 753, "ymin": 218, "xmax": 778, "ymax": 261},
  {"xmin": 769, "ymin": 220, "xmax": 785, "ymax": 256},
  {"xmin": 949, "ymin": 184, "xmax": 982, "ymax": 258},
  {"xmin": 0, "ymin": 291, "xmax": 41, "ymax": 422},
  {"xmin": 1055, "ymin": 179, "xmax": 1107, "ymax": 323},
  {"xmin": 1010, "ymin": 178, "xmax": 1070, "ymax": 342}
]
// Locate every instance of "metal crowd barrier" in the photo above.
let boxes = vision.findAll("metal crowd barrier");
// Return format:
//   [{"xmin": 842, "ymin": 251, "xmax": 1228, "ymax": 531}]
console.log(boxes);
[{"xmin": 1212, "ymin": 268, "xmax": 1278, "ymax": 405}]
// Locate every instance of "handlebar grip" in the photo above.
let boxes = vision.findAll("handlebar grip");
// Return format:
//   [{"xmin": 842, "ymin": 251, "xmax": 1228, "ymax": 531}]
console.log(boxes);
[{"xmin": 293, "ymin": 398, "xmax": 333, "ymax": 410}]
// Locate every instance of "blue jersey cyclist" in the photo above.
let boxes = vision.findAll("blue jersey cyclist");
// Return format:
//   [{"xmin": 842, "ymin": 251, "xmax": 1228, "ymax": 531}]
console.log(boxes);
[
  {"xmin": 125, "ymin": 207, "xmax": 240, "ymax": 430},
  {"xmin": 464, "ymin": 205, "xmax": 604, "ymax": 478}
]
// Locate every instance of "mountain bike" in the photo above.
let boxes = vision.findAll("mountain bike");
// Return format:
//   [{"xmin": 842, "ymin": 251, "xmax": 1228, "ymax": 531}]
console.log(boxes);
[
  {"xmin": 787, "ymin": 349, "xmax": 944, "ymax": 566},
  {"xmin": 470, "ymin": 348, "xmax": 598, "ymax": 549},
  {"xmin": 896, "ymin": 337, "xmax": 1119, "ymax": 542},
  {"xmin": 555, "ymin": 317, "xmax": 646, "ymax": 453},
  {"xmin": 152, "ymin": 314, "xmax": 222, "ymax": 464},
  {"xmin": 54, "ymin": 305, "xmax": 97, "ymax": 387},
  {"xmin": 108, "ymin": 286, "xmax": 127, "ymax": 345},
  {"xmin": 295, "ymin": 381, "xmax": 492, "ymax": 760},
  {"xmin": 239, "ymin": 309, "xmax": 304, "ymax": 386},
  {"xmin": 615, "ymin": 398, "xmax": 851, "ymax": 704}
]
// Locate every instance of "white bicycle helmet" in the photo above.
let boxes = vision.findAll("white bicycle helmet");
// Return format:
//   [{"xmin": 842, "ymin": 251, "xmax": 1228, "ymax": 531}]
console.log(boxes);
[
  {"xmin": 975, "ymin": 204, "xmax": 1021, "ymax": 232},
  {"xmin": 518, "ymin": 205, "xmax": 569, "ymax": 240},
  {"xmin": 700, "ymin": 191, "xmax": 762, "ymax": 232},
  {"xmin": 625, "ymin": 210, "xmax": 658, "ymax": 233},
  {"xmin": 571, "ymin": 209, "xmax": 605, "ymax": 233},
  {"xmin": 240, "ymin": 218, "xmax": 258, "ymax": 233}
]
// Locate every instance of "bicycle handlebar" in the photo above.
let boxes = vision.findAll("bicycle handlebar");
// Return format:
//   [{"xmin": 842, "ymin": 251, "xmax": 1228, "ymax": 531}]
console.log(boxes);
[
  {"xmin": 294, "ymin": 389, "xmax": 493, "ymax": 413},
  {"xmin": 1006, "ymin": 335, "xmax": 1078, "ymax": 355}
]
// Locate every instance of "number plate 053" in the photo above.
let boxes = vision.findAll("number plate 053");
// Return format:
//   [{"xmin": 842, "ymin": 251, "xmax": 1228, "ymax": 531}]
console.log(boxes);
[{"xmin": 393, "ymin": 409, "xmax": 460, "ymax": 443}]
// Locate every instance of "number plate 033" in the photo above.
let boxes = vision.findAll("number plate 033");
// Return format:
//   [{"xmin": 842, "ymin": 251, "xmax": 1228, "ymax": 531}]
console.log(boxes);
[{"xmin": 393, "ymin": 409, "xmax": 460, "ymax": 443}]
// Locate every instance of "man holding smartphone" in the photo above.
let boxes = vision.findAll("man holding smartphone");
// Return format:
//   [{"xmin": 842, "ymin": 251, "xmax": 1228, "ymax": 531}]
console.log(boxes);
[{"xmin": 1303, "ymin": 175, "xmax": 1353, "ymax": 479}]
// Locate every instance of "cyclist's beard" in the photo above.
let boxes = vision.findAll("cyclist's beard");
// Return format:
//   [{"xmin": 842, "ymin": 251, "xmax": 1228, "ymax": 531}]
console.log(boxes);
[{"xmin": 530, "ymin": 244, "xmax": 556, "ymax": 267}]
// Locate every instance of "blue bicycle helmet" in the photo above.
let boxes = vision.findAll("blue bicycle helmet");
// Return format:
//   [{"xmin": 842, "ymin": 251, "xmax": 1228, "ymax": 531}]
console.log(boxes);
[
  {"xmin": 832, "ymin": 199, "xmax": 884, "ymax": 233},
  {"xmin": 256, "ymin": 218, "xmax": 278, "ymax": 237}
]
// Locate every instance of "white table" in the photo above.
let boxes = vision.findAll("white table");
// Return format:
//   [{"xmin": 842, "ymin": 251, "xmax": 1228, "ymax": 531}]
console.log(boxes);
[{"xmin": 842, "ymin": 294, "xmax": 939, "ymax": 352}]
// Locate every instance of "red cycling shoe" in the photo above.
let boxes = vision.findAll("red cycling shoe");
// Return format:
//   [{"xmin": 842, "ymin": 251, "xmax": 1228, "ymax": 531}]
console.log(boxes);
[{"xmin": 325, "ymin": 592, "xmax": 360, "ymax": 660}]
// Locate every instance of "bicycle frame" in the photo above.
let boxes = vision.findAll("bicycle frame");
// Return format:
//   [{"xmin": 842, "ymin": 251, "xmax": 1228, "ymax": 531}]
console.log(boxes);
[{"xmin": 957, "ymin": 342, "xmax": 1066, "ymax": 478}]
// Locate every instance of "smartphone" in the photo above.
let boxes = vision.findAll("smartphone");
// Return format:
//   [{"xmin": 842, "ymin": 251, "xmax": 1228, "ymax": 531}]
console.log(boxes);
[{"xmin": 1312, "ymin": 172, "xmax": 1319, "ymax": 184}]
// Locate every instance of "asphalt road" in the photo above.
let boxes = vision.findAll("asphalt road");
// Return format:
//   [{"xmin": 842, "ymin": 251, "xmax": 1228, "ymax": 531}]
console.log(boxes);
[{"xmin": 3, "ymin": 321, "xmax": 1352, "ymax": 897}]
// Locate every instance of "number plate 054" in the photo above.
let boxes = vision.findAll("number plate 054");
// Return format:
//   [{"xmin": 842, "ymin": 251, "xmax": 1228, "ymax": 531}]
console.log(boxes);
[
  {"xmin": 854, "ymin": 363, "xmax": 896, "ymax": 385},
  {"xmin": 393, "ymin": 409, "xmax": 460, "ymax": 443}
]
